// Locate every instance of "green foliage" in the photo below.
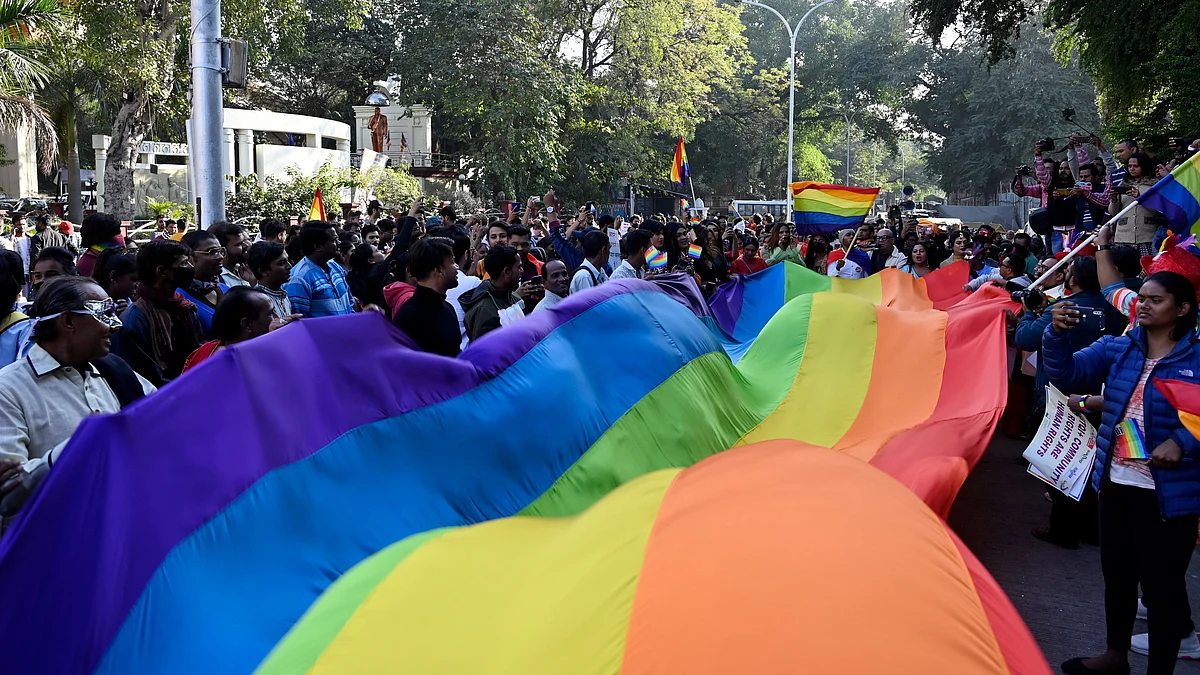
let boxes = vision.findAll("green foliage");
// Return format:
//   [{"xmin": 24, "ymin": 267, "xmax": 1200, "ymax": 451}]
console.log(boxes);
[
  {"xmin": 907, "ymin": 0, "xmax": 1200, "ymax": 144},
  {"xmin": 143, "ymin": 197, "xmax": 190, "ymax": 219},
  {"xmin": 361, "ymin": 166, "xmax": 420, "ymax": 210},
  {"xmin": 906, "ymin": 27, "xmax": 1100, "ymax": 197},
  {"xmin": 226, "ymin": 163, "xmax": 361, "ymax": 221},
  {"xmin": 0, "ymin": 0, "xmax": 63, "ymax": 169}
]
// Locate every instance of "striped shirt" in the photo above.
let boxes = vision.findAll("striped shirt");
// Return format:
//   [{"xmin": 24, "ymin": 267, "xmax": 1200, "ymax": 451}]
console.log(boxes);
[{"xmin": 284, "ymin": 257, "xmax": 354, "ymax": 318}]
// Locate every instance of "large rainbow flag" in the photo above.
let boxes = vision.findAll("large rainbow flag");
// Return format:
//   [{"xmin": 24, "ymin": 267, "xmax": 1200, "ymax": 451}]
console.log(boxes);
[
  {"xmin": 1137, "ymin": 152, "xmax": 1200, "ymax": 235},
  {"xmin": 791, "ymin": 181, "xmax": 880, "ymax": 235},
  {"xmin": 0, "ymin": 263, "xmax": 1047, "ymax": 675},
  {"xmin": 669, "ymin": 137, "xmax": 689, "ymax": 185}
]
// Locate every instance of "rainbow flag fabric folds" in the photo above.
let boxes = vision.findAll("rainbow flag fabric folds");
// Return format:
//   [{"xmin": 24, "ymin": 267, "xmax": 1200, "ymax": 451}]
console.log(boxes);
[
  {"xmin": 670, "ymin": 138, "xmax": 690, "ymax": 185},
  {"xmin": 1138, "ymin": 153, "xmax": 1200, "ymax": 236},
  {"xmin": 0, "ymin": 264, "xmax": 1046, "ymax": 675},
  {"xmin": 790, "ymin": 181, "xmax": 880, "ymax": 235}
]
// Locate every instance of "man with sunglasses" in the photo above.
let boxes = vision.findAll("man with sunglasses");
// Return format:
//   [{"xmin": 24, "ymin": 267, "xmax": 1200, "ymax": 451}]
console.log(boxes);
[
  {"xmin": 0, "ymin": 276, "xmax": 155, "ymax": 519},
  {"xmin": 179, "ymin": 230, "xmax": 230, "ymax": 338}
]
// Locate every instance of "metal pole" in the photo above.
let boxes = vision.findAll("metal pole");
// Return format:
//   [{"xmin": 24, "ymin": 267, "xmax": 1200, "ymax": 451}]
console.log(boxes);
[
  {"xmin": 190, "ymin": 0, "xmax": 226, "ymax": 229},
  {"xmin": 740, "ymin": 0, "xmax": 835, "ymax": 203}
]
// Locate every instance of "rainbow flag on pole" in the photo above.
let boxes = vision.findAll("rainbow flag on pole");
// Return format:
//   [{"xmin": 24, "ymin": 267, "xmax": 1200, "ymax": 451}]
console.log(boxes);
[
  {"xmin": 790, "ymin": 182, "xmax": 880, "ymax": 235},
  {"xmin": 308, "ymin": 188, "xmax": 327, "ymax": 222},
  {"xmin": 670, "ymin": 138, "xmax": 690, "ymax": 185},
  {"xmin": 1137, "ymin": 152, "xmax": 1200, "ymax": 236}
]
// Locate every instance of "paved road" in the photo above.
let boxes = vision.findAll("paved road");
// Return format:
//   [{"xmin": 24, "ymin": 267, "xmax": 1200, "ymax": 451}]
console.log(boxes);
[{"xmin": 949, "ymin": 434, "xmax": 1200, "ymax": 673}]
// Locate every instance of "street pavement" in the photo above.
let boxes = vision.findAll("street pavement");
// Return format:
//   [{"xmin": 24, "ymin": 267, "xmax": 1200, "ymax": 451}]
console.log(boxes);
[{"xmin": 950, "ymin": 433, "xmax": 1200, "ymax": 673}]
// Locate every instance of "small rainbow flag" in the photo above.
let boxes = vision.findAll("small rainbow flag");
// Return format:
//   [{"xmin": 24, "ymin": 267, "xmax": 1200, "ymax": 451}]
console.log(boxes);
[
  {"xmin": 687, "ymin": 243, "xmax": 703, "ymax": 259},
  {"xmin": 1112, "ymin": 419, "xmax": 1149, "ymax": 460},
  {"xmin": 670, "ymin": 138, "xmax": 690, "ymax": 185},
  {"xmin": 647, "ymin": 246, "xmax": 668, "ymax": 269},
  {"xmin": 790, "ymin": 181, "xmax": 880, "ymax": 235},
  {"xmin": 1138, "ymin": 152, "xmax": 1200, "ymax": 236}
]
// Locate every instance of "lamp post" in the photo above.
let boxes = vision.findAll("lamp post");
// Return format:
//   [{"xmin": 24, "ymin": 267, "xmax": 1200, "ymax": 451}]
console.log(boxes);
[
  {"xmin": 821, "ymin": 103, "xmax": 856, "ymax": 185},
  {"xmin": 740, "ymin": 0, "xmax": 836, "ymax": 203},
  {"xmin": 190, "ymin": 0, "xmax": 226, "ymax": 228}
]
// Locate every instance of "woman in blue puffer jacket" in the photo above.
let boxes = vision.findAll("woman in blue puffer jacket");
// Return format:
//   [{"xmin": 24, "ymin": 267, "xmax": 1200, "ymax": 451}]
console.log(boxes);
[{"xmin": 1044, "ymin": 270, "xmax": 1200, "ymax": 675}]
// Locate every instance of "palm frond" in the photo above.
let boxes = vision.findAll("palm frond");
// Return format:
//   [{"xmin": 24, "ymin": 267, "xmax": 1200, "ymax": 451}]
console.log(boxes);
[
  {"xmin": 0, "ymin": 91, "xmax": 59, "ymax": 172},
  {"xmin": 0, "ymin": 0, "xmax": 61, "ymax": 36}
]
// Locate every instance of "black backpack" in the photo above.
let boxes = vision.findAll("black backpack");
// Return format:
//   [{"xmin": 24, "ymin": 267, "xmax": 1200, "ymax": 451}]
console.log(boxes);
[{"xmin": 91, "ymin": 354, "xmax": 148, "ymax": 408}]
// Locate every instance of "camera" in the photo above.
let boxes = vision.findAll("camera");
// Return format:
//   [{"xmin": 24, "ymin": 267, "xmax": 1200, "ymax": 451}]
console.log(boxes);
[
  {"xmin": 1011, "ymin": 287, "xmax": 1048, "ymax": 313},
  {"xmin": 1036, "ymin": 138, "xmax": 1056, "ymax": 153},
  {"xmin": 1016, "ymin": 165, "xmax": 1034, "ymax": 176},
  {"xmin": 1062, "ymin": 107, "xmax": 1076, "ymax": 120}
]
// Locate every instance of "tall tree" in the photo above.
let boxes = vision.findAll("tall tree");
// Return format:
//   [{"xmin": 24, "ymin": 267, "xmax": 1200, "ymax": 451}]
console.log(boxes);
[
  {"xmin": 0, "ymin": 0, "xmax": 61, "ymax": 172},
  {"xmin": 74, "ymin": 0, "xmax": 367, "ymax": 218},
  {"xmin": 907, "ymin": 27, "xmax": 1099, "ymax": 198}
]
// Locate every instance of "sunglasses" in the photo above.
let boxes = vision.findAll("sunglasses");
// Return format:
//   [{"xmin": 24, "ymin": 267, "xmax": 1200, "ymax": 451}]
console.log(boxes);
[
  {"xmin": 34, "ymin": 299, "xmax": 122, "ymax": 330},
  {"xmin": 197, "ymin": 246, "xmax": 227, "ymax": 256}
]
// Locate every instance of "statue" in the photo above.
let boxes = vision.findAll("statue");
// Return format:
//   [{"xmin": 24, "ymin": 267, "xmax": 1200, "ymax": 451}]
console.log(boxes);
[{"xmin": 368, "ymin": 107, "xmax": 388, "ymax": 153}]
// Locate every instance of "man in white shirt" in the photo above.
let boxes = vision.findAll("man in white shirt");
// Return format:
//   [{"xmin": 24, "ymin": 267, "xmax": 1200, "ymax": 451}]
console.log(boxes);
[
  {"xmin": 441, "ymin": 226, "xmax": 482, "ymax": 349},
  {"xmin": 532, "ymin": 260, "xmax": 570, "ymax": 314},
  {"xmin": 0, "ymin": 276, "xmax": 154, "ymax": 516},
  {"xmin": 610, "ymin": 229, "xmax": 652, "ymax": 281},
  {"xmin": 569, "ymin": 230, "xmax": 610, "ymax": 294}
]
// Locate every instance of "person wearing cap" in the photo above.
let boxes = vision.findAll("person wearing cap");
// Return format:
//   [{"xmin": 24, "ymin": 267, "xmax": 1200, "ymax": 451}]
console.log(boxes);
[{"xmin": 57, "ymin": 221, "xmax": 81, "ymax": 253}]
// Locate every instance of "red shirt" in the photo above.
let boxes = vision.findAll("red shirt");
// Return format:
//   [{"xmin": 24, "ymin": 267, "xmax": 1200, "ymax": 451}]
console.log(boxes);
[{"xmin": 731, "ymin": 255, "xmax": 768, "ymax": 276}]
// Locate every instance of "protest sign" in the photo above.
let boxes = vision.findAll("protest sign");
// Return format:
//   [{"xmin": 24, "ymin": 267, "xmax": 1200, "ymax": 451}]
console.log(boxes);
[{"xmin": 1023, "ymin": 384, "xmax": 1097, "ymax": 501}]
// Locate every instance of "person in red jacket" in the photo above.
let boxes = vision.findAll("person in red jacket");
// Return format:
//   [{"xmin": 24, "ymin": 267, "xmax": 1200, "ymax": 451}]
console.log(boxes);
[{"xmin": 730, "ymin": 235, "xmax": 768, "ymax": 276}]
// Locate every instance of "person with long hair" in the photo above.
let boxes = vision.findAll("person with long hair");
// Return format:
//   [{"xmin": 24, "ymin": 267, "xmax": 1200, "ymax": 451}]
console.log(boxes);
[
  {"xmin": 908, "ymin": 242, "xmax": 934, "ymax": 278},
  {"xmin": 804, "ymin": 233, "xmax": 830, "ymax": 274},
  {"xmin": 1046, "ymin": 271, "xmax": 1200, "ymax": 675},
  {"xmin": 765, "ymin": 222, "xmax": 802, "ymax": 266},
  {"xmin": 91, "ymin": 248, "xmax": 138, "ymax": 314},
  {"xmin": 939, "ymin": 230, "xmax": 971, "ymax": 268}
]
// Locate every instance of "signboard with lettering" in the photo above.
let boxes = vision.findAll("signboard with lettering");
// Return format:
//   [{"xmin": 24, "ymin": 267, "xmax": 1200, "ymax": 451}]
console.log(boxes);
[{"xmin": 1023, "ymin": 384, "xmax": 1097, "ymax": 500}]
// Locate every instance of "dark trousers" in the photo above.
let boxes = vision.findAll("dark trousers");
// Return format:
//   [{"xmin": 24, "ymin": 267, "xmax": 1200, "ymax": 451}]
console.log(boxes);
[
  {"xmin": 1100, "ymin": 481, "xmax": 1198, "ymax": 674},
  {"xmin": 1050, "ymin": 483, "xmax": 1099, "ymax": 546}
]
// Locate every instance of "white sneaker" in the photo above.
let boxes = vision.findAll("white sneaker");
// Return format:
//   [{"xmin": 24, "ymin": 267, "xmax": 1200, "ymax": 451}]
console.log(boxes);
[
  {"xmin": 1138, "ymin": 598, "xmax": 1148, "ymax": 621},
  {"xmin": 1130, "ymin": 631, "xmax": 1200, "ymax": 660}
]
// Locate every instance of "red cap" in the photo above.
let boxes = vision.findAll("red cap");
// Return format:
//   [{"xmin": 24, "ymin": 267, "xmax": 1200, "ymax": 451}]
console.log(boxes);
[{"xmin": 57, "ymin": 221, "xmax": 74, "ymax": 235}]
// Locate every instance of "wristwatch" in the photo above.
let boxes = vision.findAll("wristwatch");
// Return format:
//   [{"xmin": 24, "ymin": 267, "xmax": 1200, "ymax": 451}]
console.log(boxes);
[{"xmin": 1096, "ymin": 244, "xmax": 1112, "ymax": 251}]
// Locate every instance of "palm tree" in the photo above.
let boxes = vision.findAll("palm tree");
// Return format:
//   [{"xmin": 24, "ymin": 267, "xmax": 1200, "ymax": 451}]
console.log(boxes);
[
  {"xmin": 42, "ymin": 40, "xmax": 101, "ymax": 222},
  {"xmin": 0, "ymin": 0, "xmax": 64, "ymax": 173}
]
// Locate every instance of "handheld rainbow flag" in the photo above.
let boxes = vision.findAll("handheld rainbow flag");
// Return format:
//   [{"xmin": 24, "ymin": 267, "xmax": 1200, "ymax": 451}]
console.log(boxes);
[
  {"xmin": 646, "ymin": 246, "xmax": 668, "ymax": 269},
  {"xmin": 670, "ymin": 138, "xmax": 690, "ymax": 185},
  {"xmin": 308, "ymin": 188, "xmax": 326, "ymax": 222},
  {"xmin": 790, "ymin": 182, "xmax": 880, "ymax": 235},
  {"xmin": 1156, "ymin": 378, "xmax": 1200, "ymax": 441},
  {"xmin": 1137, "ymin": 152, "xmax": 1200, "ymax": 235},
  {"xmin": 1112, "ymin": 420, "xmax": 1149, "ymax": 460},
  {"xmin": 687, "ymin": 243, "xmax": 703, "ymax": 259},
  {"xmin": 681, "ymin": 198, "xmax": 691, "ymax": 210}
]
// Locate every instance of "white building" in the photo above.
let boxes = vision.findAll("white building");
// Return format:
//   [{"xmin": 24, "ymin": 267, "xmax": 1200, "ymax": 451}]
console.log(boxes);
[
  {"xmin": 92, "ymin": 108, "xmax": 352, "ymax": 214},
  {"xmin": 0, "ymin": 122, "xmax": 38, "ymax": 199}
]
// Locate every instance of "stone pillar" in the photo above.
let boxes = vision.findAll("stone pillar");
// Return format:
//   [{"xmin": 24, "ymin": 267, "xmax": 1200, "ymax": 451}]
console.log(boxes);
[
  {"xmin": 92, "ymin": 134, "xmax": 109, "ymax": 212},
  {"xmin": 222, "ymin": 128, "xmax": 235, "ymax": 194},
  {"xmin": 236, "ymin": 129, "xmax": 255, "ymax": 180}
]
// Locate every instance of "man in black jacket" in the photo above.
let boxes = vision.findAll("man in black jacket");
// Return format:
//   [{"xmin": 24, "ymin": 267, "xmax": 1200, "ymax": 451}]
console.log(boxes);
[{"xmin": 392, "ymin": 238, "xmax": 461, "ymax": 357}]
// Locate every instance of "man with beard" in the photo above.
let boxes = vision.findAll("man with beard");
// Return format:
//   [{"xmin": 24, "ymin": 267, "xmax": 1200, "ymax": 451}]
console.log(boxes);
[
  {"xmin": 392, "ymin": 238, "xmax": 462, "ymax": 357},
  {"xmin": 210, "ymin": 222, "xmax": 253, "ymax": 287}
]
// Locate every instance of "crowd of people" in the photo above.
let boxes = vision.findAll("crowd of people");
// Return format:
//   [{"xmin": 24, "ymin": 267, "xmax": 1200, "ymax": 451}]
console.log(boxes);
[{"xmin": 0, "ymin": 131, "xmax": 1199, "ymax": 675}]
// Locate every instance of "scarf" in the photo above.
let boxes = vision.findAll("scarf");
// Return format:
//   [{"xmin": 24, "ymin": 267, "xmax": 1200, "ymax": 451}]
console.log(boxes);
[{"xmin": 133, "ymin": 284, "xmax": 201, "ymax": 375}]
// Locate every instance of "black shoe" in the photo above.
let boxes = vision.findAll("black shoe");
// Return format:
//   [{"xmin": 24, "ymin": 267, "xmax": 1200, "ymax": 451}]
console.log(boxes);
[{"xmin": 1061, "ymin": 657, "xmax": 1130, "ymax": 675}]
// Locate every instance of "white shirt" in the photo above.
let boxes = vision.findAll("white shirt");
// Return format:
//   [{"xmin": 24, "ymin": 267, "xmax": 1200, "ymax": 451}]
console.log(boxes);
[
  {"xmin": 569, "ymin": 259, "xmax": 609, "ymax": 294},
  {"xmin": 827, "ymin": 257, "xmax": 865, "ymax": 279},
  {"xmin": 609, "ymin": 260, "xmax": 643, "ymax": 280},
  {"xmin": 532, "ymin": 290, "xmax": 565, "ymax": 313},
  {"xmin": 0, "ymin": 344, "xmax": 156, "ymax": 465},
  {"xmin": 445, "ymin": 270, "xmax": 482, "ymax": 350}
]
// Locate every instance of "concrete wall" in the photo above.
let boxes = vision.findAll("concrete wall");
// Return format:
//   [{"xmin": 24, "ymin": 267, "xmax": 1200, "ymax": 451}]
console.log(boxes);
[
  {"xmin": 135, "ymin": 167, "xmax": 191, "ymax": 214},
  {"xmin": 255, "ymin": 146, "xmax": 348, "ymax": 179},
  {"xmin": 0, "ymin": 123, "xmax": 38, "ymax": 198}
]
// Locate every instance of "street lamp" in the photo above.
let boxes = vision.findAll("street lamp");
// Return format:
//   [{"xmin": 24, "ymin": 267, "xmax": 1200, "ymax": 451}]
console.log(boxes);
[
  {"xmin": 821, "ymin": 103, "xmax": 856, "ymax": 185},
  {"xmin": 740, "ymin": 0, "xmax": 836, "ymax": 203}
]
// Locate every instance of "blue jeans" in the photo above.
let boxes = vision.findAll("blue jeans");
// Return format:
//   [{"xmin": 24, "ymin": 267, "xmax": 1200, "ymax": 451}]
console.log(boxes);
[
  {"xmin": 1050, "ymin": 232, "xmax": 1069, "ymax": 254},
  {"xmin": 1154, "ymin": 225, "xmax": 1169, "ymax": 252}
]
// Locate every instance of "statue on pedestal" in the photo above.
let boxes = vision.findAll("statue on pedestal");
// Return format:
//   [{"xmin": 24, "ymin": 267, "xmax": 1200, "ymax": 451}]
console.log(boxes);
[{"xmin": 368, "ymin": 107, "xmax": 388, "ymax": 153}]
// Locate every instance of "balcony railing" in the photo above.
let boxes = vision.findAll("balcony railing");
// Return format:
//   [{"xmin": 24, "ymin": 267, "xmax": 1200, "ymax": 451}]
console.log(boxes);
[{"xmin": 354, "ymin": 150, "xmax": 460, "ymax": 172}]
